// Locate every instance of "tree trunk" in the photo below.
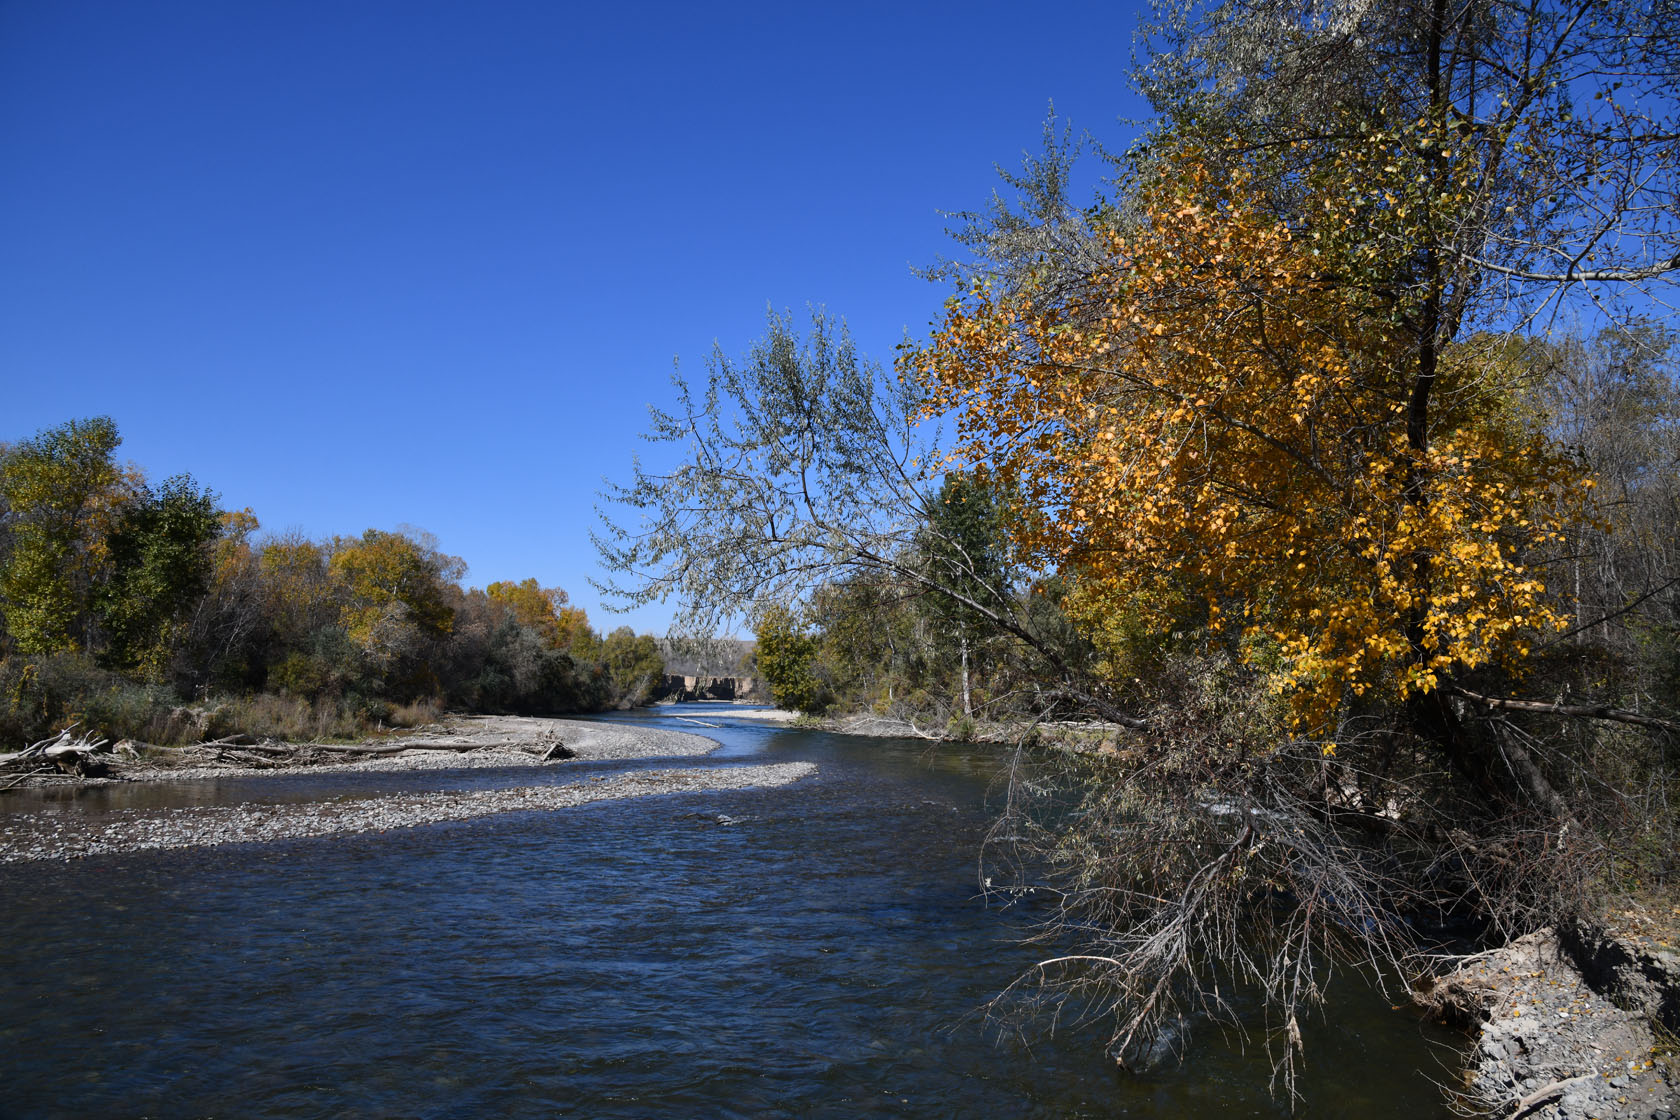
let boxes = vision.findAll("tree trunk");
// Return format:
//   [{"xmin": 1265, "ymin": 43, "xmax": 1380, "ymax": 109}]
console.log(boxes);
[
  {"xmin": 1414, "ymin": 687, "xmax": 1575, "ymax": 822},
  {"xmin": 960, "ymin": 636, "xmax": 972, "ymax": 718}
]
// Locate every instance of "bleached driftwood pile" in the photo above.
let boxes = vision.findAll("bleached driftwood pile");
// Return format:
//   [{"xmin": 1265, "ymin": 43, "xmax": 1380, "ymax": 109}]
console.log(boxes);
[{"xmin": 0, "ymin": 725, "xmax": 115, "ymax": 788}]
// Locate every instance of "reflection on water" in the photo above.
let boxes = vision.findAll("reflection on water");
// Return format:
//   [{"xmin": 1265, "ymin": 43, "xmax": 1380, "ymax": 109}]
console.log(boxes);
[{"xmin": 0, "ymin": 704, "xmax": 1464, "ymax": 1117}]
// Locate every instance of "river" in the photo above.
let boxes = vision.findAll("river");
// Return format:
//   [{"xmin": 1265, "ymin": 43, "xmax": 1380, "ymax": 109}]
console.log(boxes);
[{"xmin": 0, "ymin": 704, "xmax": 1464, "ymax": 1117}]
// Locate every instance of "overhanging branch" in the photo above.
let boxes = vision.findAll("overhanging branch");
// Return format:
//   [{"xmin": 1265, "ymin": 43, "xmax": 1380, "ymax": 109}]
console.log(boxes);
[{"xmin": 1450, "ymin": 685, "xmax": 1680, "ymax": 735}]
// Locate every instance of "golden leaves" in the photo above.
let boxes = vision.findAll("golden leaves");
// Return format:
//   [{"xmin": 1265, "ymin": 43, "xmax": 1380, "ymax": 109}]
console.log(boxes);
[{"xmin": 904, "ymin": 133, "xmax": 1591, "ymax": 731}]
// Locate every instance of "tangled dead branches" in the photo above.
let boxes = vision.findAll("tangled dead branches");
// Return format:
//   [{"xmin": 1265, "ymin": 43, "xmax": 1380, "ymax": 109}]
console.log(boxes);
[{"xmin": 980, "ymin": 653, "xmax": 1645, "ymax": 1100}]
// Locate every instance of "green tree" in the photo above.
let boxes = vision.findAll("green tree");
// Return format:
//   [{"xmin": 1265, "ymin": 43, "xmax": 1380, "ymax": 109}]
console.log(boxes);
[
  {"xmin": 598, "ymin": 626, "xmax": 664, "ymax": 707},
  {"xmin": 99, "ymin": 473, "xmax": 220, "ymax": 678},
  {"xmin": 917, "ymin": 472, "xmax": 1012, "ymax": 716},
  {"xmin": 753, "ymin": 604, "xmax": 827, "ymax": 714},
  {"xmin": 0, "ymin": 417, "xmax": 127, "ymax": 654},
  {"xmin": 808, "ymin": 570, "xmax": 917, "ymax": 713}
]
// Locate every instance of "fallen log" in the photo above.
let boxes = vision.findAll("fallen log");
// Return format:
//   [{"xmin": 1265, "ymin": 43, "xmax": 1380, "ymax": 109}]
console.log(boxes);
[
  {"xmin": 190, "ymin": 734, "xmax": 258, "ymax": 748},
  {"xmin": 44, "ymin": 738, "xmax": 110, "ymax": 759},
  {"xmin": 307, "ymin": 742, "xmax": 490, "ymax": 756},
  {"xmin": 0, "ymin": 766, "xmax": 54, "ymax": 792}
]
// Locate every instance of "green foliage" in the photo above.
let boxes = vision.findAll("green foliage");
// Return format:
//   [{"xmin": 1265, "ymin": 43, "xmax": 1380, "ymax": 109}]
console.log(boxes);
[
  {"xmin": 0, "ymin": 653, "xmax": 177, "ymax": 747},
  {"xmin": 99, "ymin": 474, "xmax": 220, "ymax": 678},
  {"xmin": 0, "ymin": 415, "xmax": 669, "ymax": 749},
  {"xmin": 267, "ymin": 626, "xmax": 368, "ymax": 700},
  {"xmin": 0, "ymin": 417, "xmax": 125, "ymax": 654},
  {"xmin": 917, "ymin": 471, "xmax": 1010, "ymax": 633},
  {"xmin": 450, "ymin": 615, "xmax": 593, "ymax": 714},
  {"xmin": 599, "ymin": 626, "xmax": 664, "ymax": 708},
  {"xmin": 754, "ymin": 604, "xmax": 828, "ymax": 714}
]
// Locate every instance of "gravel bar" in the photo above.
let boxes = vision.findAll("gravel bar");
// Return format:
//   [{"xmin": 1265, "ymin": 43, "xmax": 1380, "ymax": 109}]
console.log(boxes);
[
  {"xmin": 0, "ymin": 761, "xmax": 817, "ymax": 864},
  {"xmin": 93, "ymin": 715, "xmax": 721, "ymax": 785}
]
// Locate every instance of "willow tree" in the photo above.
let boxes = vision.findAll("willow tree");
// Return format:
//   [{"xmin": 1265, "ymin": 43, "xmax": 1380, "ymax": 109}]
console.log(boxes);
[{"xmin": 594, "ymin": 307, "xmax": 1059, "ymax": 676}]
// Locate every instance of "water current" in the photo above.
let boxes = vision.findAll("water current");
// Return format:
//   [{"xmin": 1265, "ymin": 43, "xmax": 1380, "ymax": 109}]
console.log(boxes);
[{"xmin": 0, "ymin": 704, "xmax": 1465, "ymax": 1117}]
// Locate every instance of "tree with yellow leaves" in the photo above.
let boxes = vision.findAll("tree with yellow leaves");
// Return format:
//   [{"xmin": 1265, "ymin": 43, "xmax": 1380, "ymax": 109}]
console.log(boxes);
[
  {"xmin": 902, "ymin": 0, "xmax": 1678, "ymax": 1095},
  {"xmin": 485, "ymin": 578, "xmax": 588, "ymax": 650},
  {"xmin": 328, "ymin": 529, "xmax": 462, "ymax": 678},
  {"xmin": 912, "ymin": 137, "xmax": 1590, "ymax": 738}
]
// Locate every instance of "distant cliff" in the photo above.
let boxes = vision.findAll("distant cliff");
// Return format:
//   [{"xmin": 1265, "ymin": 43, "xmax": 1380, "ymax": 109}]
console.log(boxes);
[{"xmin": 655, "ymin": 675, "xmax": 769, "ymax": 703}]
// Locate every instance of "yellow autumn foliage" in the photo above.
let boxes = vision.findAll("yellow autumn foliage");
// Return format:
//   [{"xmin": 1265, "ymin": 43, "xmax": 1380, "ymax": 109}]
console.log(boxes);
[{"xmin": 907, "ymin": 136, "xmax": 1590, "ymax": 728}]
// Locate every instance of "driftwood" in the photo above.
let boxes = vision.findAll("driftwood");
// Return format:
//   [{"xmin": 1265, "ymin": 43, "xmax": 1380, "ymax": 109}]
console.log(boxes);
[
  {"xmin": 1, "ymin": 725, "xmax": 112, "ymax": 780},
  {"xmin": 5, "ymin": 724, "xmax": 579, "ymax": 784},
  {"xmin": 1508, "ymin": 1073, "xmax": 1595, "ymax": 1117},
  {"xmin": 310, "ymin": 742, "xmax": 487, "ymax": 756},
  {"xmin": 194, "ymin": 733, "xmax": 257, "ymax": 748}
]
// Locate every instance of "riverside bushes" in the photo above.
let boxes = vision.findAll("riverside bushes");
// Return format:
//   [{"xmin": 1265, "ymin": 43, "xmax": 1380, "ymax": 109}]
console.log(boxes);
[{"xmin": 0, "ymin": 418, "xmax": 662, "ymax": 747}]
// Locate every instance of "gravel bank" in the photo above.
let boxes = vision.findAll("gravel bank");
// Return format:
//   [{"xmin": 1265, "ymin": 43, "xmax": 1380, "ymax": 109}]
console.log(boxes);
[
  {"xmin": 0, "ymin": 761, "xmax": 817, "ymax": 864},
  {"xmin": 1426, "ymin": 929, "xmax": 1678, "ymax": 1118},
  {"xmin": 89, "ymin": 715, "xmax": 721, "ymax": 785},
  {"xmin": 0, "ymin": 715, "xmax": 715, "ymax": 789}
]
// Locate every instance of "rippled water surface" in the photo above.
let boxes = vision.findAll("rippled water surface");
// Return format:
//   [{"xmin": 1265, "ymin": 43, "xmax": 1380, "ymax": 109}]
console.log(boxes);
[{"xmin": 0, "ymin": 705, "xmax": 1463, "ymax": 1117}]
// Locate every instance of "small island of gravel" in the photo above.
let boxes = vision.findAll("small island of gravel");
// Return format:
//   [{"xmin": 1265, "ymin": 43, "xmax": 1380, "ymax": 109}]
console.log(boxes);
[{"xmin": 0, "ymin": 714, "xmax": 817, "ymax": 864}]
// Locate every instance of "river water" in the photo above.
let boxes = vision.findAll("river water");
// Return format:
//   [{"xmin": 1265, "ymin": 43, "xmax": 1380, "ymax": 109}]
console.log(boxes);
[{"xmin": 0, "ymin": 704, "xmax": 1464, "ymax": 1117}]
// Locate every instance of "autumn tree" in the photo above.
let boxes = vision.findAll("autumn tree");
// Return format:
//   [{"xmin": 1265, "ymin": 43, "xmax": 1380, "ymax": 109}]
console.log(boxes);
[
  {"xmin": 170, "ymin": 508, "xmax": 269, "ymax": 693},
  {"xmin": 915, "ymin": 142, "xmax": 1590, "ymax": 742},
  {"xmin": 330, "ymin": 530, "xmax": 459, "ymax": 647},
  {"xmin": 257, "ymin": 535, "xmax": 336, "ymax": 652},
  {"xmin": 485, "ymin": 578, "xmax": 587, "ymax": 649},
  {"xmin": 901, "ymin": 0, "xmax": 1678, "ymax": 1091},
  {"xmin": 912, "ymin": 0, "xmax": 1679, "ymax": 780},
  {"xmin": 322, "ymin": 528, "xmax": 462, "ymax": 697}
]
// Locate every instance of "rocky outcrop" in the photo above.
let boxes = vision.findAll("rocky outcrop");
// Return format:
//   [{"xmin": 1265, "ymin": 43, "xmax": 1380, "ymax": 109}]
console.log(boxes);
[
  {"xmin": 1565, "ymin": 920, "xmax": 1680, "ymax": 1036},
  {"xmin": 1421, "ymin": 928, "xmax": 1678, "ymax": 1119},
  {"xmin": 655, "ymin": 675, "xmax": 769, "ymax": 703}
]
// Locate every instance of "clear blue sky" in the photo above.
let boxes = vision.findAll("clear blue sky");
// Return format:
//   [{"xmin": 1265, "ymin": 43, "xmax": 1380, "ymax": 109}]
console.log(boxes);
[{"xmin": 1, "ymin": 1, "xmax": 1150, "ymax": 634}]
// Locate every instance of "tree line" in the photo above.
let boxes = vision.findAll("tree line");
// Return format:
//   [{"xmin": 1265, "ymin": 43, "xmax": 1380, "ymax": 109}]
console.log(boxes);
[
  {"xmin": 0, "ymin": 416, "xmax": 663, "ymax": 747},
  {"xmin": 598, "ymin": 0, "xmax": 1679, "ymax": 1092}
]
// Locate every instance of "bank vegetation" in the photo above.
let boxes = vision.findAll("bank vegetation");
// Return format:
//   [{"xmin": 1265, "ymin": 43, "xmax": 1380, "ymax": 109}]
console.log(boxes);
[
  {"xmin": 0, "ymin": 418, "xmax": 665, "ymax": 751},
  {"xmin": 597, "ymin": 0, "xmax": 1680, "ymax": 1099}
]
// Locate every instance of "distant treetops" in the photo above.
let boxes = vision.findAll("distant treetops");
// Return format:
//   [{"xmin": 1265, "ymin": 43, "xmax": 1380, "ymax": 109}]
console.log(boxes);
[{"xmin": 0, "ymin": 416, "xmax": 662, "ymax": 719}]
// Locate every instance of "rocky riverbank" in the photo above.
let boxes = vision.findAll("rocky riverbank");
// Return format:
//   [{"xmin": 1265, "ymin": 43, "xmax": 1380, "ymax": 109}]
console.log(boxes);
[
  {"xmin": 1424, "ymin": 921, "xmax": 1679, "ymax": 1119},
  {"xmin": 0, "ymin": 715, "xmax": 818, "ymax": 864}
]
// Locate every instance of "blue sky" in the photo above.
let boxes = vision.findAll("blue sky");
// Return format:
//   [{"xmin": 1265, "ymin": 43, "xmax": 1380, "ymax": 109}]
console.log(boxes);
[{"xmin": 1, "ymin": 1, "xmax": 1150, "ymax": 634}]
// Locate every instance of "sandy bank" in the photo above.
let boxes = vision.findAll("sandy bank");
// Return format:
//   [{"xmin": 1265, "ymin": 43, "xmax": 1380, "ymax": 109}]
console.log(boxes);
[{"xmin": 1, "ymin": 715, "xmax": 822, "ymax": 864}]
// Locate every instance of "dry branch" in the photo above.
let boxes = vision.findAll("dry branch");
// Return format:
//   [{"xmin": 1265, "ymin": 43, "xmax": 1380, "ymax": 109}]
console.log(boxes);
[{"xmin": 1451, "ymin": 686, "xmax": 1680, "ymax": 735}]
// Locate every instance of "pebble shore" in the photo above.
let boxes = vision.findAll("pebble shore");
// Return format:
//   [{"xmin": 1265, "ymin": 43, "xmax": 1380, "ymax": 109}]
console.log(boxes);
[
  {"xmin": 107, "ymin": 715, "xmax": 722, "ymax": 784},
  {"xmin": 0, "ymin": 762, "xmax": 816, "ymax": 864},
  {"xmin": 0, "ymin": 716, "xmax": 817, "ymax": 864}
]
